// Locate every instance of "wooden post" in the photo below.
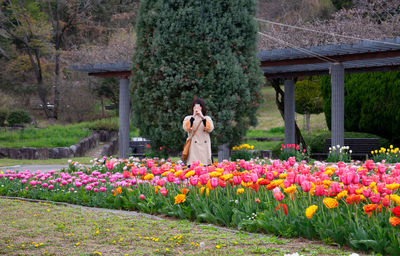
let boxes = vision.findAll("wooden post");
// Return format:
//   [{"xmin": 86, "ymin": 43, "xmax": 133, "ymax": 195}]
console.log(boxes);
[
  {"xmin": 119, "ymin": 76, "xmax": 130, "ymax": 158},
  {"xmin": 218, "ymin": 143, "xmax": 230, "ymax": 162},
  {"xmin": 284, "ymin": 79, "xmax": 295, "ymax": 148},
  {"xmin": 330, "ymin": 62, "xmax": 345, "ymax": 151}
]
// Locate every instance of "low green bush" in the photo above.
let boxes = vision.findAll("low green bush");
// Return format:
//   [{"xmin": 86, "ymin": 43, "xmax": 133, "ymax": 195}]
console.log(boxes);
[
  {"xmin": 304, "ymin": 131, "xmax": 390, "ymax": 153},
  {"xmin": 7, "ymin": 110, "xmax": 31, "ymax": 126}
]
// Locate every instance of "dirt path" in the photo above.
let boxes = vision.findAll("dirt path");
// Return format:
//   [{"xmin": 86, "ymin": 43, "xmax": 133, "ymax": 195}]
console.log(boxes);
[{"xmin": 84, "ymin": 141, "xmax": 112, "ymax": 158}]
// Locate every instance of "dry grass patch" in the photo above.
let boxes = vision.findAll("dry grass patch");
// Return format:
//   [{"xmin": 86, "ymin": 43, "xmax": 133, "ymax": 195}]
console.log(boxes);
[{"xmin": 0, "ymin": 198, "xmax": 361, "ymax": 256}]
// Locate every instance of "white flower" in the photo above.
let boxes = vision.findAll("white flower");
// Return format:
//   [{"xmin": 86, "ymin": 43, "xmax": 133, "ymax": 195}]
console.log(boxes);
[
  {"xmin": 349, "ymin": 253, "xmax": 359, "ymax": 256},
  {"xmin": 68, "ymin": 159, "xmax": 72, "ymax": 163},
  {"xmin": 199, "ymin": 242, "xmax": 205, "ymax": 248},
  {"xmin": 284, "ymin": 253, "xmax": 303, "ymax": 256},
  {"xmin": 349, "ymin": 150, "xmax": 352, "ymax": 154},
  {"xmin": 234, "ymin": 200, "xmax": 239, "ymax": 204},
  {"xmin": 337, "ymin": 145, "xmax": 340, "ymax": 148}
]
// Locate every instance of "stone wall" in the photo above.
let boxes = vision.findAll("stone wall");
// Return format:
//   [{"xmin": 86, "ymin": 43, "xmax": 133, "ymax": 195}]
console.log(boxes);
[{"xmin": 0, "ymin": 130, "xmax": 117, "ymax": 160}]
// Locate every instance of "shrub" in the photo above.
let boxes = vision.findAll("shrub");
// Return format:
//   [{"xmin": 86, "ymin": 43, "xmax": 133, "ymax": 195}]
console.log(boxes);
[
  {"xmin": 131, "ymin": 0, "xmax": 263, "ymax": 154},
  {"xmin": 7, "ymin": 110, "xmax": 31, "ymax": 126},
  {"xmin": 231, "ymin": 144, "xmax": 255, "ymax": 161},
  {"xmin": 0, "ymin": 109, "xmax": 7, "ymax": 127},
  {"xmin": 326, "ymin": 145, "xmax": 351, "ymax": 162},
  {"xmin": 304, "ymin": 131, "xmax": 390, "ymax": 154},
  {"xmin": 278, "ymin": 143, "xmax": 310, "ymax": 161},
  {"xmin": 370, "ymin": 145, "xmax": 400, "ymax": 163},
  {"xmin": 321, "ymin": 71, "xmax": 400, "ymax": 144}
]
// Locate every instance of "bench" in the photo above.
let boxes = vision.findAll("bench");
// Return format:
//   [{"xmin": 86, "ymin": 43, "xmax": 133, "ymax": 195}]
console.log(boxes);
[
  {"xmin": 312, "ymin": 138, "xmax": 379, "ymax": 160},
  {"xmin": 129, "ymin": 137, "xmax": 150, "ymax": 158}
]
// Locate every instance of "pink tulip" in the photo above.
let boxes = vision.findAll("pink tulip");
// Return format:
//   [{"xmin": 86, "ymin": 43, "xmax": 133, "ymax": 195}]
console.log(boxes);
[
  {"xmin": 266, "ymin": 172, "xmax": 274, "ymax": 181},
  {"xmin": 288, "ymin": 157, "xmax": 296, "ymax": 166},
  {"xmin": 273, "ymin": 191, "xmax": 284, "ymax": 201},
  {"xmin": 362, "ymin": 187, "xmax": 371, "ymax": 198},
  {"xmin": 378, "ymin": 164, "xmax": 387, "ymax": 174},
  {"xmin": 242, "ymin": 174, "xmax": 251, "ymax": 183},
  {"xmin": 48, "ymin": 185, "xmax": 54, "ymax": 190},
  {"xmin": 301, "ymin": 181, "xmax": 311, "ymax": 192},
  {"xmin": 283, "ymin": 179, "xmax": 291, "ymax": 188},
  {"xmin": 146, "ymin": 159, "xmax": 154, "ymax": 168},
  {"xmin": 219, "ymin": 180, "xmax": 227, "ymax": 188},
  {"xmin": 352, "ymin": 174, "xmax": 360, "ymax": 184},
  {"xmin": 365, "ymin": 160, "xmax": 375, "ymax": 170},
  {"xmin": 157, "ymin": 179, "xmax": 166, "ymax": 186},
  {"xmin": 93, "ymin": 188, "xmax": 98, "ymax": 192},
  {"xmin": 233, "ymin": 176, "xmax": 242, "ymax": 185},
  {"xmin": 160, "ymin": 187, "xmax": 168, "ymax": 196},
  {"xmin": 314, "ymin": 185, "xmax": 325, "ymax": 196},
  {"xmin": 382, "ymin": 197, "xmax": 390, "ymax": 206},
  {"xmin": 167, "ymin": 173, "xmax": 175, "ymax": 182},
  {"xmin": 199, "ymin": 174, "xmax": 210, "ymax": 185},
  {"xmin": 139, "ymin": 194, "xmax": 145, "ymax": 200},
  {"xmin": 369, "ymin": 193, "xmax": 381, "ymax": 204},
  {"xmin": 210, "ymin": 178, "xmax": 219, "ymax": 188},
  {"xmin": 100, "ymin": 187, "xmax": 107, "ymax": 192},
  {"xmin": 189, "ymin": 177, "xmax": 199, "ymax": 186},
  {"xmin": 106, "ymin": 161, "xmax": 114, "ymax": 170},
  {"xmin": 330, "ymin": 182, "xmax": 341, "ymax": 194},
  {"xmin": 42, "ymin": 183, "xmax": 48, "ymax": 188}
]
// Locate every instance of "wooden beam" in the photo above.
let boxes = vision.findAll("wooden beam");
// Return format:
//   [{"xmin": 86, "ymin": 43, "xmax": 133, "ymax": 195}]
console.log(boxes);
[
  {"xmin": 260, "ymin": 50, "xmax": 400, "ymax": 67},
  {"xmin": 263, "ymin": 64, "xmax": 400, "ymax": 79},
  {"xmin": 88, "ymin": 71, "xmax": 132, "ymax": 77}
]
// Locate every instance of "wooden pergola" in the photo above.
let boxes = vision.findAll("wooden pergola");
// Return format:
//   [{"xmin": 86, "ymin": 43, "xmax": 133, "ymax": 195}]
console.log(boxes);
[
  {"xmin": 71, "ymin": 62, "xmax": 132, "ymax": 158},
  {"xmin": 258, "ymin": 37, "xmax": 400, "ymax": 150},
  {"xmin": 71, "ymin": 37, "xmax": 400, "ymax": 159}
]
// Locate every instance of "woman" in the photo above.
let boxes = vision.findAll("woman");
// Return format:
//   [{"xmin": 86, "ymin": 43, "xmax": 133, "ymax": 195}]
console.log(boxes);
[{"xmin": 182, "ymin": 98, "xmax": 214, "ymax": 166}]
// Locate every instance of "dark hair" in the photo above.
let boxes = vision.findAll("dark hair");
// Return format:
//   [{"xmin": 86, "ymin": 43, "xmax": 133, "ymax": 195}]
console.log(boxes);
[{"xmin": 192, "ymin": 97, "xmax": 207, "ymax": 116}]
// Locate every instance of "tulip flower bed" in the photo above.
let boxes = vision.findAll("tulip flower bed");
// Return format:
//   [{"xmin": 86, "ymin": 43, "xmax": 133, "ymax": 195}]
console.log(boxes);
[{"xmin": 1, "ymin": 157, "xmax": 400, "ymax": 255}]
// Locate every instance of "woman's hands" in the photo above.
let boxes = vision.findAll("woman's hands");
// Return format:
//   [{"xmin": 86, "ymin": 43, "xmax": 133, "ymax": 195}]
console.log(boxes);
[{"xmin": 193, "ymin": 105, "xmax": 205, "ymax": 119}]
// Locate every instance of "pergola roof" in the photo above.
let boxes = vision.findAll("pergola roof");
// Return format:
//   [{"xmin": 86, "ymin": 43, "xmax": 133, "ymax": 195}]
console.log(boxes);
[
  {"xmin": 70, "ymin": 62, "xmax": 132, "ymax": 77},
  {"xmin": 258, "ymin": 37, "xmax": 400, "ymax": 78},
  {"xmin": 70, "ymin": 37, "xmax": 400, "ymax": 79}
]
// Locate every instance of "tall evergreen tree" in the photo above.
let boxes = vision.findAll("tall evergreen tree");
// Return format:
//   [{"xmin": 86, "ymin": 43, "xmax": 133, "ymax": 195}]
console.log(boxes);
[{"xmin": 131, "ymin": 0, "xmax": 263, "ymax": 154}]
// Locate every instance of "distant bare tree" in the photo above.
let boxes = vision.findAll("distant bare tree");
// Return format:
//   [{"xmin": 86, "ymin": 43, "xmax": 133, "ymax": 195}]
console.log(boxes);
[{"xmin": 257, "ymin": 0, "xmax": 400, "ymax": 50}]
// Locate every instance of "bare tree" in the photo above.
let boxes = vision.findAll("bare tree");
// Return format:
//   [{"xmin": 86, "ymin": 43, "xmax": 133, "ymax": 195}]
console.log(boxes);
[{"xmin": 0, "ymin": 0, "xmax": 53, "ymax": 118}]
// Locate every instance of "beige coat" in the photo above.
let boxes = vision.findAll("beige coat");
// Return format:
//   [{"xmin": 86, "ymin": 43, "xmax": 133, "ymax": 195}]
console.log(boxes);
[{"xmin": 182, "ymin": 115, "xmax": 214, "ymax": 165}]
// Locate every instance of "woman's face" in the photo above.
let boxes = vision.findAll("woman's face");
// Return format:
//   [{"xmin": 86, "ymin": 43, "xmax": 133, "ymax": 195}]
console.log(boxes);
[{"xmin": 193, "ymin": 104, "xmax": 202, "ymax": 113}]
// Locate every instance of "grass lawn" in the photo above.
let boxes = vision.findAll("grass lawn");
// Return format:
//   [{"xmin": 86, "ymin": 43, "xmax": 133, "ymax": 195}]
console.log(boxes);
[
  {"xmin": 0, "ymin": 198, "xmax": 361, "ymax": 256},
  {"xmin": 0, "ymin": 157, "xmax": 93, "ymax": 167},
  {"xmin": 0, "ymin": 125, "xmax": 91, "ymax": 148},
  {"xmin": 253, "ymin": 86, "xmax": 328, "ymax": 132}
]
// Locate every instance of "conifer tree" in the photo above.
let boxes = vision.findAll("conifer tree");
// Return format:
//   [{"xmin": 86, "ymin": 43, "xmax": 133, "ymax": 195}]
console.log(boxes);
[{"xmin": 131, "ymin": 0, "xmax": 263, "ymax": 153}]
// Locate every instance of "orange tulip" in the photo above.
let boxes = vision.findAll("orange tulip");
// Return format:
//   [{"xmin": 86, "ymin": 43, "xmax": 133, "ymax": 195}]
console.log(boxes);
[
  {"xmin": 389, "ymin": 217, "xmax": 400, "ymax": 227},
  {"xmin": 323, "ymin": 198, "xmax": 338, "ymax": 209},
  {"xmin": 174, "ymin": 194, "xmax": 186, "ymax": 204}
]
